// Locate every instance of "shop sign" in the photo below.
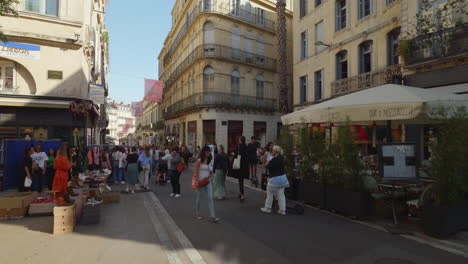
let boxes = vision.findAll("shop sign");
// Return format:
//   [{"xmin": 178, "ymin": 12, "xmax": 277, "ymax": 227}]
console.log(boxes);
[
  {"xmin": 48, "ymin": 70, "xmax": 63, "ymax": 80},
  {"xmin": 0, "ymin": 41, "xmax": 41, "ymax": 60},
  {"xmin": 89, "ymin": 84, "xmax": 105, "ymax": 105},
  {"xmin": 368, "ymin": 107, "xmax": 420, "ymax": 119}
]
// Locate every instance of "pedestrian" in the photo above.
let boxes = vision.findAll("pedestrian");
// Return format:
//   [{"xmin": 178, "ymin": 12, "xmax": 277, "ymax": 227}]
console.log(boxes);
[
  {"xmin": 213, "ymin": 144, "xmax": 229, "ymax": 200},
  {"xmin": 119, "ymin": 148, "xmax": 127, "ymax": 184},
  {"xmin": 194, "ymin": 146, "xmax": 220, "ymax": 222},
  {"xmin": 139, "ymin": 147, "xmax": 152, "ymax": 190},
  {"xmin": 53, "ymin": 144, "xmax": 72, "ymax": 197},
  {"xmin": 46, "ymin": 148, "xmax": 56, "ymax": 191},
  {"xmin": 21, "ymin": 146, "xmax": 34, "ymax": 192},
  {"xmin": 261, "ymin": 145, "xmax": 289, "ymax": 215},
  {"xmin": 111, "ymin": 147, "xmax": 123, "ymax": 184},
  {"xmin": 152, "ymin": 146, "xmax": 160, "ymax": 177},
  {"xmin": 231, "ymin": 136, "xmax": 248, "ymax": 203},
  {"xmin": 126, "ymin": 148, "xmax": 139, "ymax": 194},
  {"xmin": 101, "ymin": 147, "xmax": 112, "ymax": 171},
  {"xmin": 163, "ymin": 146, "xmax": 182, "ymax": 197},
  {"xmin": 181, "ymin": 145, "xmax": 192, "ymax": 164},
  {"xmin": 31, "ymin": 143, "xmax": 48, "ymax": 193},
  {"xmin": 247, "ymin": 136, "xmax": 260, "ymax": 187}
]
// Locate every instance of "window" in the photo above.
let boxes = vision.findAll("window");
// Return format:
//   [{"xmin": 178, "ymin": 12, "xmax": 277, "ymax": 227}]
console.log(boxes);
[
  {"xmin": 231, "ymin": 27, "xmax": 241, "ymax": 59},
  {"xmin": 335, "ymin": 0, "xmax": 346, "ymax": 31},
  {"xmin": 315, "ymin": 21, "xmax": 325, "ymax": 53},
  {"xmin": 358, "ymin": 0, "xmax": 372, "ymax": 19},
  {"xmin": 299, "ymin": 75, "xmax": 308, "ymax": 104},
  {"xmin": 336, "ymin": 51, "xmax": 348, "ymax": 80},
  {"xmin": 203, "ymin": 67, "xmax": 215, "ymax": 91},
  {"xmin": 314, "ymin": 70, "xmax": 324, "ymax": 101},
  {"xmin": 246, "ymin": 2, "xmax": 253, "ymax": 22},
  {"xmin": 203, "ymin": 22, "xmax": 215, "ymax": 54},
  {"xmin": 315, "ymin": 0, "xmax": 322, "ymax": 7},
  {"xmin": 387, "ymin": 28, "xmax": 400, "ymax": 66},
  {"xmin": 256, "ymin": 8, "xmax": 265, "ymax": 26},
  {"xmin": 300, "ymin": 0, "xmax": 308, "ymax": 18},
  {"xmin": 231, "ymin": 70, "xmax": 240, "ymax": 96},
  {"xmin": 300, "ymin": 31, "xmax": 308, "ymax": 60},
  {"xmin": 0, "ymin": 63, "xmax": 16, "ymax": 91},
  {"xmin": 23, "ymin": 0, "xmax": 58, "ymax": 16},
  {"xmin": 256, "ymin": 35, "xmax": 265, "ymax": 65},
  {"xmin": 230, "ymin": 0, "xmax": 241, "ymax": 17},
  {"xmin": 256, "ymin": 75, "xmax": 265, "ymax": 106},
  {"xmin": 245, "ymin": 31, "xmax": 254, "ymax": 61},
  {"xmin": 203, "ymin": 0, "xmax": 213, "ymax": 11},
  {"xmin": 359, "ymin": 41, "xmax": 373, "ymax": 74},
  {"xmin": 386, "ymin": 0, "xmax": 396, "ymax": 5}
]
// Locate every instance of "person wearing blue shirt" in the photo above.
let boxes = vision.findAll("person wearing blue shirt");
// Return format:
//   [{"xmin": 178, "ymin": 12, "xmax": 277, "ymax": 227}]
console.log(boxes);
[{"xmin": 138, "ymin": 148, "xmax": 153, "ymax": 189}]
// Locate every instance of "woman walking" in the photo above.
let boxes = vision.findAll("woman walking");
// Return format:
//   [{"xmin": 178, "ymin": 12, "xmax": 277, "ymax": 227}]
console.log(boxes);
[
  {"xmin": 46, "ymin": 148, "xmax": 56, "ymax": 191},
  {"xmin": 213, "ymin": 145, "xmax": 229, "ymax": 200},
  {"xmin": 53, "ymin": 144, "xmax": 72, "ymax": 197},
  {"xmin": 231, "ymin": 136, "xmax": 249, "ymax": 203},
  {"xmin": 194, "ymin": 146, "xmax": 220, "ymax": 222},
  {"xmin": 260, "ymin": 145, "xmax": 289, "ymax": 215},
  {"xmin": 126, "ymin": 148, "xmax": 139, "ymax": 194},
  {"xmin": 164, "ymin": 146, "xmax": 182, "ymax": 197},
  {"xmin": 21, "ymin": 147, "xmax": 35, "ymax": 192},
  {"xmin": 139, "ymin": 147, "xmax": 153, "ymax": 190}
]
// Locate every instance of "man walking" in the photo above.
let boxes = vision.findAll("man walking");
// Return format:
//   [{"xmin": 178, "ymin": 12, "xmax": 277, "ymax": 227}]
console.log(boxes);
[
  {"xmin": 31, "ymin": 143, "xmax": 48, "ymax": 192},
  {"xmin": 247, "ymin": 137, "xmax": 260, "ymax": 187}
]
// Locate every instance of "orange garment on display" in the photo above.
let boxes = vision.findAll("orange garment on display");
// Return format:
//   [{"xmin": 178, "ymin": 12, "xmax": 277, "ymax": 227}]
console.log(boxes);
[{"xmin": 53, "ymin": 156, "xmax": 72, "ymax": 194}]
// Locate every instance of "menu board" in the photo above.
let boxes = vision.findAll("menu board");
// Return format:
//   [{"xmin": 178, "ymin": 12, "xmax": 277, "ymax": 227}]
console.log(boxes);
[{"xmin": 381, "ymin": 143, "xmax": 417, "ymax": 180}]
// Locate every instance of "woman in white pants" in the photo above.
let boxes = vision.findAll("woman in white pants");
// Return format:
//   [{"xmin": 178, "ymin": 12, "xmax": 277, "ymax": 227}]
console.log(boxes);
[
  {"xmin": 261, "ymin": 145, "xmax": 289, "ymax": 215},
  {"xmin": 138, "ymin": 148, "xmax": 152, "ymax": 190}
]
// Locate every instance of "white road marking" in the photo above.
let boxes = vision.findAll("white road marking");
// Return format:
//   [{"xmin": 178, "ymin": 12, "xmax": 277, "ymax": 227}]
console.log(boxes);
[{"xmin": 147, "ymin": 192, "xmax": 208, "ymax": 264}]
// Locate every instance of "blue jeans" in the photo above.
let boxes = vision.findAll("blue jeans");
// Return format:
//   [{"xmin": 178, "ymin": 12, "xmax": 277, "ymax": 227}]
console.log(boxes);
[
  {"xmin": 120, "ymin": 167, "xmax": 126, "ymax": 182},
  {"xmin": 195, "ymin": 183, "xmax": 216, "ymax": 218},
  {"xmin": 112, "ymin": 161, "xmax": 119, "ymax": 183}
]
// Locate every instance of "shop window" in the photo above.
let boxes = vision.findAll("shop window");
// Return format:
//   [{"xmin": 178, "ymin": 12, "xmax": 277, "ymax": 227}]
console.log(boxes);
[
  {"xmin": 23, "ymin": 0, "xmax": 59, "ymax": 17},
  {"xmin": 228, "ymin": 120, "xmax": 243, "ymax": 151},
  {"xmin": 359, "ymin": 41, "xmax": 373, "ymax": 74},
  {"xmin": 203, "ymin": 120, "xmax": 216, "ymax": 145},
  {"xmin": 254, "ymin": 122, "xmax": 267, "ymax": 146},
  {"xmin": 336, "ymin": 50, "xmax": 348, "ymax": 80}
]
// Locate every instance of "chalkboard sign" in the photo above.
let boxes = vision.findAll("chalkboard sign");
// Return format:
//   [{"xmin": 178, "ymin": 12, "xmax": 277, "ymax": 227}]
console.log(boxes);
[{"xmin": 381, "ymin": 143, "xmax": 417, "ymax": 180}]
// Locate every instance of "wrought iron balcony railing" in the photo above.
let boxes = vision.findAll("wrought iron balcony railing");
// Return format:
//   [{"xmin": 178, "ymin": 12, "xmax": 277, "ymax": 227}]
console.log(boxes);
[
  {"xmin": 406, "ymin": 23, "xmax": 468, "ymax": 66},
  {"xmin": 164, "ymin": 44, "xmax": 276, "ymax": 90},
  {"xmin": 163, "ymin": 91, "xmax": 277, "ymax": 118},
  {"xmin": 331, "ymin": 64, "xmax": 402, "ymax": 97},
  {"xmin": 164, "ymin": 1, "xmax": 276, "ymax": 65}
]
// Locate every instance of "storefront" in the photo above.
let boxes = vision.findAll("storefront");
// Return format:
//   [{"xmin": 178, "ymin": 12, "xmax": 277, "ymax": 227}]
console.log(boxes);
[
  {"xmin": 203, "ymin": 120, "xmax": 216, "ymax": 146},
  {"xmin": 187, "ymin": 121, "xmax": 197, "ymax": 148},
  {"xmin": 228, "ymin": 120, "xmax": 243, "ymax": 151}
]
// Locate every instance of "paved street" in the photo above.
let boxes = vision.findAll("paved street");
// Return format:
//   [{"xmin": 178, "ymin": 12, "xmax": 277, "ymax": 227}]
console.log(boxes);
[{"xmin": 1, "ymin": 166, "xmax": 467, "ymax": 264}]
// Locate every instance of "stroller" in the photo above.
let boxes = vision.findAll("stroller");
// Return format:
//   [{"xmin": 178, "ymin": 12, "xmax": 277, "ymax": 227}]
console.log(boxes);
[{"xmin": 156, "ymin": 160, "xmax": 168, "ymax": 185}]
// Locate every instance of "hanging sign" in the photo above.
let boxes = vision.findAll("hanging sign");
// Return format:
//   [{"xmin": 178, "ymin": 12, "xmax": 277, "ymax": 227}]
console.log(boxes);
[
  {"xmin": 89, "ymin": 84, "xmax": 105, "ymax": 104},
  {"xmin": 0, "ymin": 41, "xmax": 41, "ymax": 60},
  {"xmin": 144, "ymin": 79, "xmax": 163, "ymax": 102}
]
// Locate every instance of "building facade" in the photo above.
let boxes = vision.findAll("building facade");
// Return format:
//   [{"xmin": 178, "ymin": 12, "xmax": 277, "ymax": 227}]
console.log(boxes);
[
  {"xmin": 159, "ymin": 0, "xmax": 293, "ymax": 150},
  {"xmin": 0, "ymin": 0, "xmax": 109, "ymax": 143},
  {"xmin": 293, "ymin": 0, "xmax": 403, "ymax": 110},
  {"xmin": 106, "ymin": 100, "xmax": 135, "ymax": 145}
]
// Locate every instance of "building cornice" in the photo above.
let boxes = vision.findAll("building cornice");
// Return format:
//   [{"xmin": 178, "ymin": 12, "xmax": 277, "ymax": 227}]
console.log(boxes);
[{"xmin": 3, "ymin": 30, "xmax": 83, "ymax": 50}]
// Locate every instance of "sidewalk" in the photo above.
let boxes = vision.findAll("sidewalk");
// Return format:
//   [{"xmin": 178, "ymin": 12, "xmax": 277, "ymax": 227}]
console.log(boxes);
[{"xmin": 0, "ymin": 188, "xmax": 200, "ymax": 264}]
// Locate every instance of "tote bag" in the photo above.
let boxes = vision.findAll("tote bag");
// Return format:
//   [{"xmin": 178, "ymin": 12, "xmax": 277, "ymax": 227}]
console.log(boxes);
[{"xmin": 232, "ymin": 155, "xmax": 241, "ymax": 170}]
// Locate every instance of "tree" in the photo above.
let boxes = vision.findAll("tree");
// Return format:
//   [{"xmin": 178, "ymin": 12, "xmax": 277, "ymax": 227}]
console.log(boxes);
[
  {"xmin": 276, "ymin": 0, "xmax": 289, "ymax": 114},
  {"xmin": 0, "ymin": 0, "xmax": 18, "ymax": 42}
]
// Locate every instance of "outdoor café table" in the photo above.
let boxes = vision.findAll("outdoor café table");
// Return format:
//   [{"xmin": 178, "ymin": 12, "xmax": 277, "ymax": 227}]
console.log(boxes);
[{"xmin": 378, "ymin": 181, "xmax": 421, "ymax": 225}]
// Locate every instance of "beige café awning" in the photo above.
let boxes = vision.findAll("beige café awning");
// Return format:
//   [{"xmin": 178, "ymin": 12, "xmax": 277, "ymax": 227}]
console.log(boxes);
[{"xmin": 282, "ymin": 84, "xmax": 468, "ymax": 125}]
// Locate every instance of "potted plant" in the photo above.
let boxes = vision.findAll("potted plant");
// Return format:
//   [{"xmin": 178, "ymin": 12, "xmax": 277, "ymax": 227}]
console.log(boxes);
[
  {"xmin": 325, "ymin": 122, "xmax": 371, "ymax": 218},
  {"xmin": 277, "ymin": 126, "xmax": 298, "ymax": 200},
  {"xmin": 422, "ymin": 106, "xmax": 468, "ymax": 238},
  {"xmin": 297, "ymin": 127, "xmax": 327, "ymax": 207}
]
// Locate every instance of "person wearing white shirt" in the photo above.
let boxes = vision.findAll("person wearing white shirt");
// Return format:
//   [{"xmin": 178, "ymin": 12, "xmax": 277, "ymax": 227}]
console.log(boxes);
[
  {"xmin": 112, "ymin": 147, "xmax": 124, "ymax": 184},
  {"xmin": 31, "ymin": 143, "xmax": 48, "ymax": 192}
]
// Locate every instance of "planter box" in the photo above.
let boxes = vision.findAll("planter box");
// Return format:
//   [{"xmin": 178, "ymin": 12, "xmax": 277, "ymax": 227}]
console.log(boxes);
[
  {"xmin": 299, "ymin": 181, "xmax": 326, "ymax": 208},
  {"xmin": 422, "ymin": 199, "xmax": 468, "ymax": 238},
  {"xmin": 326, "ymin": 186, "xmax": 371, "ymax": 219},
  {"xmin": 285, "ymin": 177, "xmax": 301, "ymax": 201}
]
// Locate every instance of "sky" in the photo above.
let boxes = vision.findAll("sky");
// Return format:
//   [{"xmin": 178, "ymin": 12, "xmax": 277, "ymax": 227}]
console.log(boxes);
[{"xmin": 106, "ymin": 0, "xmax": 175, "ymax": 104}]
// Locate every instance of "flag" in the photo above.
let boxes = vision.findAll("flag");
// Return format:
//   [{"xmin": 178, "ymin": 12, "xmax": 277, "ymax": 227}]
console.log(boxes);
[
  {"xmin": 131, "ymin": 101, "xmax": 143, "ymax": 117},
  {"xmin": 144, "ymin": 79, "xmax": 163, "ymax": 102}
]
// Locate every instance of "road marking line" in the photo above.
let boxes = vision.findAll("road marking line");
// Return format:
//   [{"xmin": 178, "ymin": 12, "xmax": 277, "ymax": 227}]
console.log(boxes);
[
  {"xmin": 148, "ymin": 192, "xmax": 208, "ymax": 264},
  {"xmin": 143, "ymin": 195, "xmax": 184, "ymax": 264}
]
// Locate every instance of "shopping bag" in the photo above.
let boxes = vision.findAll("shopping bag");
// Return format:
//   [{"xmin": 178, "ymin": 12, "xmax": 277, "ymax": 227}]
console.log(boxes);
[
  {"xmin": 232, "ymin": 155, "xmax": 241, "ymax": 170},
  {"xmin": 24, "ymin": 177, "xmax": 32, "ymax": 188}
]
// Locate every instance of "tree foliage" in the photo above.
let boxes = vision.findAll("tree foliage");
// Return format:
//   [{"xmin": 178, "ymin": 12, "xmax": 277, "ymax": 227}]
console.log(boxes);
[
  {"xmin": 0, "ymin": 0, "xmax": 19, "ymax": 42},
  {"xmin": 297, "ymin": 127, "xmax": 326, "ymax": 183},
  {"xmin": 277, "ymin": 125, "xmax": 295, "ymax": 181}
]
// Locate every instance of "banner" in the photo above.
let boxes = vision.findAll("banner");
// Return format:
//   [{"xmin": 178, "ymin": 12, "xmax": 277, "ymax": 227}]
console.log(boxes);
[
  {"xmin": 0, "ymin": 41, "xmax": 41, "ymax": 60},
  {"xmin": 131, "ymin": 101, "xmax": 143, "ymax": 117},
  {"xmin": 89, "ymin": 84, "xmax": 105, "ymax": 104},
  {"xmin": 144, "ymin": 79, "xmax": 163, "ymax": 102}
]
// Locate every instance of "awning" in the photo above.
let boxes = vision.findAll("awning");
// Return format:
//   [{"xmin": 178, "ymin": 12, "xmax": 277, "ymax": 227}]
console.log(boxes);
[
  {"xmin": 0, "ymin": 97, "xmax": 70, "ymax": 109},
  {"xmin": 281, "ymin": 84, "xmax": 468, "ymax": 125}
]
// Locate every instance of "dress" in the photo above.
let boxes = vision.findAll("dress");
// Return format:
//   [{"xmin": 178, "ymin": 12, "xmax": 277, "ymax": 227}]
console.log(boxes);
[
  {"xmin": 126, "ymin": 153, "xmax": 139, "ymax": 185},
  {"xmin": 53, "ymin": 156, "xmax": 71, "ymax": 194}
]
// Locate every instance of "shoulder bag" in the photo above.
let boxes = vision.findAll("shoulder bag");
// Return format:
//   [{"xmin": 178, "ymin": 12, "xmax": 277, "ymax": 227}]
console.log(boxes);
[
  {"xmin": 177, "ymin": 160, "xmax": 187, "ymax": 172},
  {"xmin": 232, "ymin": 147, "xmax": 241, "ymax": 170}
]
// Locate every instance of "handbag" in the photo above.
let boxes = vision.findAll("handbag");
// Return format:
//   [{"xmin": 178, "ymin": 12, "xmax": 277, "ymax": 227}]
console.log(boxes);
[
  {"xmin": 232, "ymin": 155, "xmax": 241, "ymax": 170},
  {"xmin": 198, "ymin": 177, "xmax": 210, "ymax": 188},
  {"xmin": 24, "ymin": 177, "xmax": 32, "ymax": 188},
  {"xmin": 177, "ymin": 161, "xmax": 187, "ymax": 172},
  {"xmin": 192, "ymin": 174, "xmax": 199, "ymax": 190}
]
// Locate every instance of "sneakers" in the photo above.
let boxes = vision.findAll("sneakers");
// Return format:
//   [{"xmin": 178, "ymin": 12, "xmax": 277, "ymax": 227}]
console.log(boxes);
[
  {"xmin": 211, "ymin": 217, "xmax": 220, "ymax": 223},
  {"xmin": 175, "ymin": 194, "xmax": 181, "ymax": 198},
  {"xmin": 170, "ymin": 193, "xmax": 175, "ymax": 197},
  {"xmin": 278, "ymin": 210, "xmax": 286, "ymax": 216},
  {"xmin": 131, "ymin": 190, "xmax": 135, "ymax": 194},
  {"xmin": 196, "ymin": 216, "xmax": 203, "ymax": 220},
  {"xmin": 260, "ymin": 208, "xmax": 272, "ymax": 214}
]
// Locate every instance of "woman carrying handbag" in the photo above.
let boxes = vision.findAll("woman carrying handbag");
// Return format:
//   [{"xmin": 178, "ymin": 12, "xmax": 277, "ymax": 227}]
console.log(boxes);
[
  {"xmin": 231, "ymin": 136, "xmax": 248, "ymax": 203},
  {"xmin": 192, "ymin": 146, "xmax": 220, "ymax": 223}
]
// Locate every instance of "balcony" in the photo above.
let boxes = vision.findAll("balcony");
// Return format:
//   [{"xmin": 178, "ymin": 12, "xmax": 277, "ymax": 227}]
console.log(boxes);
[
  {"xmin": 164, "ymin": 44, "xmax": 276, "ymax": 90},
  {"xmin": 406, "ymin": 23, "xmax": 468, "ymax": 66},
  {"xmin": 163, "ymin": 92, "xmax": 277, "ymax": 118},
  {"xmin": 331, "ymin": 64, "xmax": 402, "ymax": 97},
  {"xmin": 163, "ymin": 1, "xmax": 276, "ymax": 65}
]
